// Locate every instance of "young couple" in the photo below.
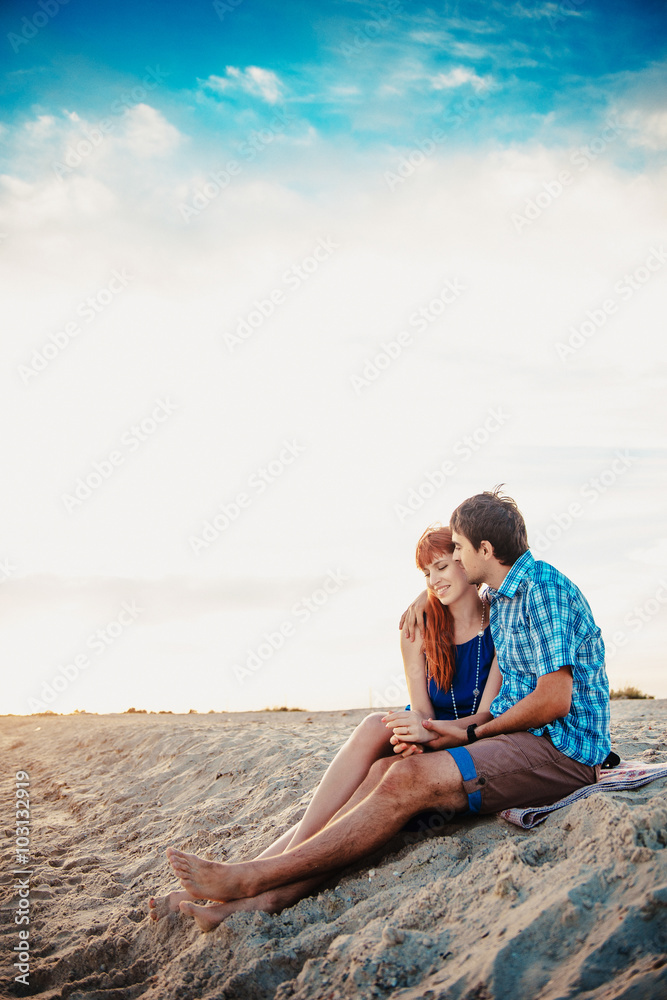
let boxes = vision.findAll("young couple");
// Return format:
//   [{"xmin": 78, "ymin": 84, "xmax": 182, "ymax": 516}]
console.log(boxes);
[{"xmin": 151, "ymin": 488, "xmax": 611, "ymax": 932}]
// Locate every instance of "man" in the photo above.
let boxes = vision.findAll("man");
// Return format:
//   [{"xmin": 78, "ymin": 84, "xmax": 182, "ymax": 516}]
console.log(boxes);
[{"xmin": 166, "ymin": 488, "xmax": 610, "ymax": 908}]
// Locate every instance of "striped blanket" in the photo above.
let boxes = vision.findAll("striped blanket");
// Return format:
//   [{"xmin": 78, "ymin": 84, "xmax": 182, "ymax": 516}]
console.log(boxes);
[{"xmin": 499, "ymin": 759, "xmax": 667, "ymax": 830}]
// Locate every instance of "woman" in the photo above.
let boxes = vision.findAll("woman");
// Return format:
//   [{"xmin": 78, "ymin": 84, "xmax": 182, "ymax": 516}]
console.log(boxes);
[
  {"xmin": 385, "ymin": 524, "xmax": 500, "ymax": 755},
  {"xmin": 150, "ymin": 525, "xmax": 501, "ymax": 931}
]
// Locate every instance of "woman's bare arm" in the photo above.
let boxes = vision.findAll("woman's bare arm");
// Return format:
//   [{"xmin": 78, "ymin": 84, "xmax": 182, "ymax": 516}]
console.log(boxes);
[
  {"xmin": 382, "ymin": 624, "xmax": 436, "ymax": 755},
  {"xmin": 396, "ymin": 655, "xmax": 502, "ymax": 750}
]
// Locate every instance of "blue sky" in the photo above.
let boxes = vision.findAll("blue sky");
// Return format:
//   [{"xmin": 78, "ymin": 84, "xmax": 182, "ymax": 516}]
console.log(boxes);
[
  {"xmin": 2, "ymin": 0, "xmax": 666, "ymax": 149},
  {"xmin": 1, "ymin": 0, "xmax": 666, "ymax": 714}
]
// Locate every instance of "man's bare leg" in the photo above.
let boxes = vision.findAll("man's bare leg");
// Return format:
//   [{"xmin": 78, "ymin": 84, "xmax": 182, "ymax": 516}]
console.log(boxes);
[
  {"xmin": 166, "ymin": 751, "xmax": 467, "ymax": 901},
  {"xmin": 176, "ymin": 752, "xmax": 406, "ymax": 929},
  {"xmin": 176, "ymin": 759, "xmax": 405, "ymax": 930},
  {"xmin": 171, "ymin": 719, "xmax": 398, "ymax": 929},
  {"xmin": 154, "ymin": 724, "xmax": 393, "ymax": 924}
]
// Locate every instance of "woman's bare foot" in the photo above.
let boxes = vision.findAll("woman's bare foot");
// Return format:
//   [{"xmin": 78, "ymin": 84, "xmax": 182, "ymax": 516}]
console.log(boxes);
[
  {"xmin": 179, "ymin": 877, "xmax": 329, "ymax": 933},
  {"xmin": 179, "ymin": 900, "xmax": 234, "ymax": 932},
  {"xmin": 166, "ymin": 847, "xmax": 248, "ymax": 901},
  {"xmin": 148, "ymin": 889, "xmax": 199, "ymax": 921},
  {"xmin": 179, "ymin": 884, "xmax": 300, "ymax": 932}
]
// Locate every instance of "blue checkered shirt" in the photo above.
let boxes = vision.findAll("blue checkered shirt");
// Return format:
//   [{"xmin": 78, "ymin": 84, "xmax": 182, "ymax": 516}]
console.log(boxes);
[{"xmin": 486, "ymin": 550, "xmax": 610, "ymax": 766}]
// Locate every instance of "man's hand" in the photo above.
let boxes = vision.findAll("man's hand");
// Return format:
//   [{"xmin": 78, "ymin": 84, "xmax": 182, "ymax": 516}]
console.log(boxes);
[
  {"xmin": 399, "ymin": 590, "xmax": 429, "ymax": 641},
  {"xmin": 421, "ymin": 718, "xmax": 468, "ymax": 750}
]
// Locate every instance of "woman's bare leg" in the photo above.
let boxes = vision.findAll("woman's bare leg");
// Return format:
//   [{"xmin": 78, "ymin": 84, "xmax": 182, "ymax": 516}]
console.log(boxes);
[
  {"xmin": 247, "ymin": 713, "xmax": 395, "ymax": 863},
  {"xmin": 179, "ymin": 875, "xmax": 328, "ymax": 931},
  {"xmin": 254, "ymin": 826, "xmax": 298, "ymax": 859},
  {"xmin": 279, "ymin": 713, "xmax": 394, "ymax": 850}
]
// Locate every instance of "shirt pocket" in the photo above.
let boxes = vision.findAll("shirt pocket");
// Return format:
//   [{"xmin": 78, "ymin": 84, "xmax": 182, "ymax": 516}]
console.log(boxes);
[{"xmin": 503, "ymin": 622, "xmax": 534, "ymax": 667}]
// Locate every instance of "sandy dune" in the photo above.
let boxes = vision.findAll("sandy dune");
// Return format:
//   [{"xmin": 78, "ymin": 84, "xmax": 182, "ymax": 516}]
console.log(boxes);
[{"xmin": 1, "ymin": 700, "xmax": 666, "ymax": 999}]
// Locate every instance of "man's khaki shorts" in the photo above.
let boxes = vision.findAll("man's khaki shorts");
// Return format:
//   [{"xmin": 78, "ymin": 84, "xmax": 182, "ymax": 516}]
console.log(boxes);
[{"xmin": 447, "ymin": 731, "xmax": 600, "ymax": 814}]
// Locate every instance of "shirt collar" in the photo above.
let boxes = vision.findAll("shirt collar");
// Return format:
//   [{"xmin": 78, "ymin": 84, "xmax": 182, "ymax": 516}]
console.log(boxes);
[{"xmin": 487, "ymin": 549, "xmax": 534, "ymax": 601}]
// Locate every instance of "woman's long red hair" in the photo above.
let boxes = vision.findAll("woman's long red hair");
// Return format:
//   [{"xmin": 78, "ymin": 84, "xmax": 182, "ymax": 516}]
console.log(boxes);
[{"xmin": 415, "ymin": 525, "xmax": 457, "ymax": 692}]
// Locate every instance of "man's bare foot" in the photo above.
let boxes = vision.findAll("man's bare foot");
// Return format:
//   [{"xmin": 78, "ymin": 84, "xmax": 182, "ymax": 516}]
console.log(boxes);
[
  {"xmin": 166, "ymin": 847, "xmax": 248, "ymax": 901},
  {"xmin": 148, "ymin": 889, "xmax": 198, "ymax": 921}
]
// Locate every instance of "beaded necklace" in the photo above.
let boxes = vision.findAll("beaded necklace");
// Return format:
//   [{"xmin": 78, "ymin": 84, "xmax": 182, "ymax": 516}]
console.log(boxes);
[{"xmin": 450, "ymin": 602, "xmax": 486, "ymax": 720}]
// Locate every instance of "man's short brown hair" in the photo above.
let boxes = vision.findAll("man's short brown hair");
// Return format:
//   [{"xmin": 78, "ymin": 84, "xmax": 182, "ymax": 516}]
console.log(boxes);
[{"xmin": 450, "ymin": 486, "xmax": 528, "ymax": 566}]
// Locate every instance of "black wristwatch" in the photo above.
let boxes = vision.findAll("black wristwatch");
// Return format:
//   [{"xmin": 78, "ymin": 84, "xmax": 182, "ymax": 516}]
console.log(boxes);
[{"xmin": 466, "ymin": 724, "xmax": 478, "ymax": 744}]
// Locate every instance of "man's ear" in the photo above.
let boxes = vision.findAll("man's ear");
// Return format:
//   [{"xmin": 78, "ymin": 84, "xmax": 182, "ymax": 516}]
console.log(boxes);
[{"xmin": 479, "ymin": 540, "xmax": 495, "ymax": 560}]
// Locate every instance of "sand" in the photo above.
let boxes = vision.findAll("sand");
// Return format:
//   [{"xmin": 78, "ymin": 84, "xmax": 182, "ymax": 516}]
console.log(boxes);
[{"xmin": 1, "ymin": 701, "xmax": 666, "ymax": 1000}]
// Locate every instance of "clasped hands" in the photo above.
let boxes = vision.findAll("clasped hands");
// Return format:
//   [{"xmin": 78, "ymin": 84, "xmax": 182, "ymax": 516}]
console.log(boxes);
[{"xmin": 381, "ymin": 710, "xmax": 465, "ymax": 756}]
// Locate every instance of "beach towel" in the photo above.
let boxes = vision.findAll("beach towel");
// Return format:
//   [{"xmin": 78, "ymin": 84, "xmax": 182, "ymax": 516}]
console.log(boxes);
[{"xmin": 499, "ymin": 759, "xmax": 667, "ymax": 830}]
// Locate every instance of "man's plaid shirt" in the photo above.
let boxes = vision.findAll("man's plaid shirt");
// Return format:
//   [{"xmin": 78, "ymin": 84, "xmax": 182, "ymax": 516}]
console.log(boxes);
[{"xmin": 486, "ymin": 550, "xmax": 611, "ymax": 766}]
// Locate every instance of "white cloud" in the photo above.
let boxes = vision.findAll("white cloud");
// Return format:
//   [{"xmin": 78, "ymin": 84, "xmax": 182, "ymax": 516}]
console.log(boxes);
[
  {"xmin": 625, "ymin": 108, "xmax": 667, "ymax": 150},
  {"xmin": 24, "ymin": 114, "xmax": 56, "ymax": 136},
  {"xmin": 410, "ymin": 30, "xmax": 448, "ymax": 45},
  {"xmin": 14, "ymin": 105, "xmax": 183, "ymax": 170},
  {"xmin": 430, "ymin": 67, "xmax": 491, "ymax": 92},
  {"xmin": 508, "ymin": 2, "xmax": 586, "ymax": 20},
  {"xmin": 202, "ymin": 65, "xmax": 283, "ymax": 104},
  {"xmin": 120, "ymin": 103, "xmax": 182, "ymax": 157},
  {"xmin": 2, "ymin": 106, "xmax": 184, "ymax": 214},
  {"xmin": 0, "ymin": 173, "xmax": 33, "ymax": 198},
  {"xmin": 328, "ymin": 85, "xmax": 361, "ymax": 99}
]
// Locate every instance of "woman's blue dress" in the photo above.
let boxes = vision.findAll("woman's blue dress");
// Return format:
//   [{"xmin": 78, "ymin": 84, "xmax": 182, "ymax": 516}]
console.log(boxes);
[
  {"xmin": 403, "ymin": 625, "xmax": 495, "ymax": 831},
  {"xmin": 407, "ymin": 626, "xmax": 494, "ymax": 718},
  {"xmin": 429, "ymin": 626, "xmax": 495, "ymax": 719}
]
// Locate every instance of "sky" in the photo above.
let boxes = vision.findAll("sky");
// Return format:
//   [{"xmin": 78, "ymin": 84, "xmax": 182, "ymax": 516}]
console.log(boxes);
[{"xmin": 1, "ymin": 0, "xmax": 666, "ymax": 716}]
